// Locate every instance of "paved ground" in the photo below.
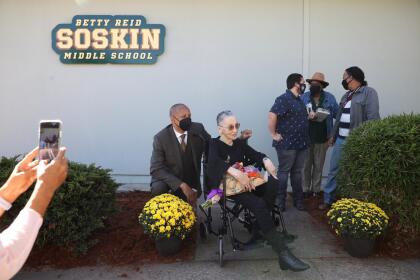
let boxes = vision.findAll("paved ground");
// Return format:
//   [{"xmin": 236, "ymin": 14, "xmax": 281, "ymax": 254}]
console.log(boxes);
[{"xmin": 13, "ymin": 186, "xmax": 420, "ymax": 280}]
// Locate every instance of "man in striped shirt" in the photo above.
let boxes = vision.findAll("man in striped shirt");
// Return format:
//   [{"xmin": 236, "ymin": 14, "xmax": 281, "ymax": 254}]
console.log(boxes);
[{"xmin": 319, "ymin": 66, "xmax": 380, "ymax": 210}]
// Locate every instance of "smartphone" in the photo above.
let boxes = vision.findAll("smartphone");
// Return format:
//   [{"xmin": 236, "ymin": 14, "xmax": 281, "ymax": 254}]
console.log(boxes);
[{"xmin": 39, "ymin": 120, "xmax": 62, "ymax": 161}]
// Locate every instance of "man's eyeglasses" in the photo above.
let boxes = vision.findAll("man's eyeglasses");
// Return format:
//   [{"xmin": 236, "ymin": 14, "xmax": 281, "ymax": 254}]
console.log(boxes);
[{"xmin": 219, "ymin": 123, "xmax": 240, "ymax": 131}]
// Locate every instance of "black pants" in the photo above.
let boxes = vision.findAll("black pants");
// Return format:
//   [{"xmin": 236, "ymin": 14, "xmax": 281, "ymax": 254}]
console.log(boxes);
[
  {"xmin": 229, "ymin": 176, "xmax": 278, "ymax": 234},
  {"xmin": 150, "ymin": 181, "xmax": 188, "ymax": 202},
  {"xmin": 275, "ymin": 148, "xmax": 307, "ymax": 205}
]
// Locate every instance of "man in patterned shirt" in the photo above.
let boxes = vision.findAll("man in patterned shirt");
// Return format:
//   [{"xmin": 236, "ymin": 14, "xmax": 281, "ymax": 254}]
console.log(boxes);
[{"xmin": 268, "ymin": 73, "xmax": 310, "ymax": 211}]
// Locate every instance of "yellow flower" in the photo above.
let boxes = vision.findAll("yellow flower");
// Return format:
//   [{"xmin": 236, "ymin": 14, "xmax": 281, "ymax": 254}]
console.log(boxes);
[
  {"xmin": 159, "ymin": 226, "xmax": 165, "ymax": 233},
  {"xmin": 337, "ymin": 217, "xmax": 342, "ymax": 223},
  {"xmin": 166, "ymin": 225, "xmax": 171, "ymax": 231}
]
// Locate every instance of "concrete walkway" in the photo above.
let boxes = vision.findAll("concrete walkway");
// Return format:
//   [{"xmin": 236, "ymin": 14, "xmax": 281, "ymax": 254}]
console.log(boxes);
[{"xmin": 13, "ymin": 189, "xmax": 420, "ymax": 280}]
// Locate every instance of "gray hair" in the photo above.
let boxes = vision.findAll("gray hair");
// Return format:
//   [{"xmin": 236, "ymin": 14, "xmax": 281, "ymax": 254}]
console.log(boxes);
[
  {"xmin": 169, "ymin": 103, "xmax": 189, "ymax": 117},
  {"xmin": 216, "ymin": 110, "xmax": 234, "ymax": 126}
]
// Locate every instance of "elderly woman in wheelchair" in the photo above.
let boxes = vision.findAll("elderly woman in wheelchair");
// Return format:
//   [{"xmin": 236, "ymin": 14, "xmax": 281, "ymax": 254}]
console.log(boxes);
[{"xmin": 205, "ymin": 110, "xmax": 309, "ymax": 272}]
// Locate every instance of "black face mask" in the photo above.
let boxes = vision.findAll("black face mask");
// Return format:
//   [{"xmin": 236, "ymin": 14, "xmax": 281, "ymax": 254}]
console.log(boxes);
[
  {"xmin": 310, "ymin": 85, "xmax": 321, "ymax": 95},
  {"xmin": 179, "ymin": 117, "xmax": 192, "ymax": 131},
  {"xmin": 342, "ymin": 79, "xmax": 349, "ymax": 90},
  {"xmin": 299, "ymin": 83, "xmax": 306, "ymax": 94}
]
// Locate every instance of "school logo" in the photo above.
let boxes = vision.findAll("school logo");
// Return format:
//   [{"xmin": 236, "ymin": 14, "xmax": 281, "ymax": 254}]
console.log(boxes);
[{"xmin": 52, "ymin": 15, "xmax": 165, "ymax": 64}]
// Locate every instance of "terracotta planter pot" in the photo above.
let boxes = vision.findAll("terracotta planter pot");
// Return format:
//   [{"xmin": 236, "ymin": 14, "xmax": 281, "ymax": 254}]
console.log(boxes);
[
  {"xmin": 343, "ymin": 236, "xmax": 376, "ymax": 258},
  {"xmin": 155, "ymin": 236, "xmax": 183, "ymax": 256}
]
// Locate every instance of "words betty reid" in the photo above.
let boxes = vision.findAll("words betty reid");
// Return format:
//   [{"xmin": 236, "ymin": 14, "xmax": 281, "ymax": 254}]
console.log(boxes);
[{"xmin": 52, "ymin": 15, "xmax": 165, "ymax": 64}]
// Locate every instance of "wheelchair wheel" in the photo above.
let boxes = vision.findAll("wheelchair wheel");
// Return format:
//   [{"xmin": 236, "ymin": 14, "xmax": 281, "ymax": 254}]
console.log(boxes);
[
  {"xmin": 199, "ymin": 222, "xmax": 208, "ymax": 241},
  {"xmin": 218, "ymin": 235, "xmax": 224, "ymax": 267}
]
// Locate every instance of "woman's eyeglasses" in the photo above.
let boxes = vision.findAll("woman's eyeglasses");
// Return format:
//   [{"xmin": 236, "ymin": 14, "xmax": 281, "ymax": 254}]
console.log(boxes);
[{"xmin": 219, "ymin": 123, "xmax": 240, "ymax": 131}]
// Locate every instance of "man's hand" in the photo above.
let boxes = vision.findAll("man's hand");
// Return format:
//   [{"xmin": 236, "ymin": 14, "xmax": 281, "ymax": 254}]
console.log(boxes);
[
  {"xmin": 272, "ymin": 133, "xmax": 283, "ymax": 142},
  {"xmin": 1, "ymin": 147, "xmax": 39, "ymax": 203},
  {"xmin": 240, "ymin": 129, "xmax": 252, "ymax": 140},
  {"xmin": 263, "ymin": 158, "xmax": 278, "ymax": 179},
  {"xmin": 179, "ymin": 182, "xmax": 197, "ymax": 206}
]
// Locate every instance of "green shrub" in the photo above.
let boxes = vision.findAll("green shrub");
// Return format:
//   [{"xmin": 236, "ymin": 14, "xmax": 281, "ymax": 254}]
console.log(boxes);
[
  {"xmin": 337, "ymin": 114, "xmax": 420, "ymax": 238},
  {"xmin": 0, "ymin": 157, "xmax": 119, "ymax": 254}
]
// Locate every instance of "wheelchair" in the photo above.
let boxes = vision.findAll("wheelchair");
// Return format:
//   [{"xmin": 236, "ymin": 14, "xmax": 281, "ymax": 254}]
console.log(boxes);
[{"xmin": 198, "ymin": 172, "xmax": 295, "ymax": 267}]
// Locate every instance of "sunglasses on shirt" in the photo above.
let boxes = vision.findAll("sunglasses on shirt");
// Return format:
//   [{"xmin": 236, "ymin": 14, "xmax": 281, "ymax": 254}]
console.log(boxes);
[{"xmin": 219, "ymin": 123, "xmax": 240, "ymax": 131}]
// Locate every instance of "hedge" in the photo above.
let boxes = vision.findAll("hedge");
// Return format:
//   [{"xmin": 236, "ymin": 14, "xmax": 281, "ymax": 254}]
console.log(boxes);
[{"xmin": 0, "ymin": 157, "xmax": 119, "ymax": 254}]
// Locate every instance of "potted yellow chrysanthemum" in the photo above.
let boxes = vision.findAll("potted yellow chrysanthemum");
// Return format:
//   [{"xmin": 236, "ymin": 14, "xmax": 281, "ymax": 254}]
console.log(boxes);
[
  {"xmin": 327, "ymin": 198, "xmax": 389, "ymax": 258},
  {"xmin": 139, "ymin": 194, "xmax": 196, "ymax": 256}
]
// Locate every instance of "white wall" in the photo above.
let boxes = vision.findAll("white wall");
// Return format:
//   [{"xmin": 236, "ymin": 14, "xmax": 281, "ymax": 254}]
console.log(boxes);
[{"xmin": 0, "ymin": 0, "xmax": 419, "ymax": 184}]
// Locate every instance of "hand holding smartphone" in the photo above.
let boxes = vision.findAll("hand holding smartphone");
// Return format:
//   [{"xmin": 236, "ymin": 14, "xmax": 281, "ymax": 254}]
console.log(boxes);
[{"xmin": 39, "ymin": 120, "xmax": 62, "ymax": 161}]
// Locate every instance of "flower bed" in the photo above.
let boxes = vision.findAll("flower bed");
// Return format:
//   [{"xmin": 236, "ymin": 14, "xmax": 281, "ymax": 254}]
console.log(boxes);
[{"xmin": 22, "ymin": 191, "xmax": 195, "ymax": 269}]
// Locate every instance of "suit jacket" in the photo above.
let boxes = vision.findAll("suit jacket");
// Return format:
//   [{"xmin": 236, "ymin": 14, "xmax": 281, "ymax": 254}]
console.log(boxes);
[{"xmin": 150, "ymin": 122, "xmax": 211, "ymax": 196}]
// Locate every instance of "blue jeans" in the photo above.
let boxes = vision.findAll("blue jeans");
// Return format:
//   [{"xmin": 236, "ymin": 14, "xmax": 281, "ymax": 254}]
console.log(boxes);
[
  {"xmin": 275, "ymin": 148, "xmax": 308, "ymax": 205},
  {"xmin": 323, "ymin": 137, "xmax": 346, "ymax": 204}
]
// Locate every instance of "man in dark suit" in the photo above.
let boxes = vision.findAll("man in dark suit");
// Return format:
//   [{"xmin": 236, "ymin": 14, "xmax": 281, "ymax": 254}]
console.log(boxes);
[
  {"xmin": 150, "ymin": 103, "xmax": 211, "ymax": 206},
  {"xmin": 150, "ymin": 103, "xmax": 252, "ymax": 206}
]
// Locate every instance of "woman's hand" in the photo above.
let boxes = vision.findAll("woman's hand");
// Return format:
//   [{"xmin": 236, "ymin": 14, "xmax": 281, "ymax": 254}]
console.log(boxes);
[
  {"xmin": 308, "ymin": 111, "xmax": 317, "ymax": 120},
  {"xmin": 236, "ymin": 172, "xmax": 254, "ymax": 192},
  {"xmin": 36, "ymin": 148, "xmax": 68, "ymax": 194},
  {"xmin": 327, "ymin": 137, "xmax": 335, "ymax": 146},
  {"xmin": 0, "ymin": 147, "xmax": 39, "ymax": 203},
  {"xmin": 27, "ymin": 147, "xmax": 68, "ymax": 217},
  {"xmin": 263, "ymin": 158, "xmax": 278, "ymax": 179},
  {"xmin": 228, "ymin": 167, "xmax": 254, "ymax": 192},
  {"xmin": 240, "ymin": 129, "xmax": 252, "ymax": 140}
]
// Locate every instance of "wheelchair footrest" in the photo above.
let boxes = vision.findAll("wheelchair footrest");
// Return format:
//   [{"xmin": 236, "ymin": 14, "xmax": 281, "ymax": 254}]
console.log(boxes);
[{"xmin": 233, "ymin": 239, "xmax": 268, "ymax": 251}]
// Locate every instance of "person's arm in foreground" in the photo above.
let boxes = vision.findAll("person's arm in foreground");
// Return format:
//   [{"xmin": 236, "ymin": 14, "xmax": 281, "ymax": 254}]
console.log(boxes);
[{"xmin": 0, "ymin": 148, "xmax": 68, "ymax": 280}]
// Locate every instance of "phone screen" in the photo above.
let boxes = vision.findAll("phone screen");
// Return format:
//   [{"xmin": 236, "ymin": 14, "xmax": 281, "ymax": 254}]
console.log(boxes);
[{"xmin": 39, "ymin": 121, "xmax": 61, "ymax": 161}]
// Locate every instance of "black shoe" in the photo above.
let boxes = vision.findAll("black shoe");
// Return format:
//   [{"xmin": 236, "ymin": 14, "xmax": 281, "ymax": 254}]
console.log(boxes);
[
  {"xmin": 303, "ymin": 191, "xmax": 313, "ymax": 199},
  {"xmin": 278, "ymin": 248, "xmax": 310, "ymax": 272},
  {"xmin": 294, "ymin": 201, "xmax": 306, "ymax": 211},
  {"xmin": 263, "ymin": 229, "xmax": 309, "ymax": 272}
]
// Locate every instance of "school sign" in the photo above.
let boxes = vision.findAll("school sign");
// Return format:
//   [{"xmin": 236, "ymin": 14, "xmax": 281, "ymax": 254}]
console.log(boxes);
[{"xmin": 52, "ymin": 15, "xmax": 165, "ymax": 64}]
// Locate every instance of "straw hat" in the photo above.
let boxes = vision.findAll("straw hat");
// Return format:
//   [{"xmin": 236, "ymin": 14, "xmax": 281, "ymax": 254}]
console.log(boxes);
[{"xmin": 306, "ymin": 72, "xmax": 329, "ymax": 87}]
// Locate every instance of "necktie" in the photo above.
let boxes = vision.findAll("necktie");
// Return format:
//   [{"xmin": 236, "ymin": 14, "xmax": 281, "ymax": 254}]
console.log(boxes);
[{"xmin": 180, "ymin": 134, "xmax": 186, "ymax": 152}]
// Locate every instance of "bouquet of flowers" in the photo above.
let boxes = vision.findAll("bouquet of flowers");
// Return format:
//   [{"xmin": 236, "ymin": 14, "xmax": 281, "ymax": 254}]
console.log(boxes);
[
  {"xmin": 223, "ymin": 162, "xmax": 267, "ymax": 196},
  {"xmin": 200, "ymin": 162, "xmax": 267, "ymax": 209},
  {"xmin": 200, "ymin": 189, "xmax": 223, "ymax": 210},
  {"xmin": 327, "ymin": 198, "xmax": 389, "ymax": 239},
  {"xmin": 139, "ymin": 194, "xmax": 196, "ymax": 240}
]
